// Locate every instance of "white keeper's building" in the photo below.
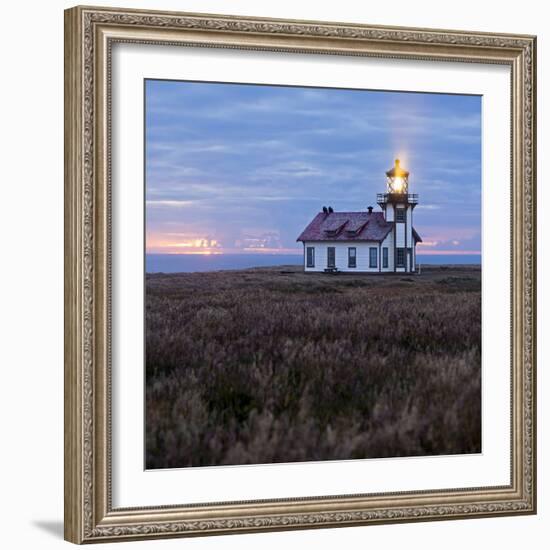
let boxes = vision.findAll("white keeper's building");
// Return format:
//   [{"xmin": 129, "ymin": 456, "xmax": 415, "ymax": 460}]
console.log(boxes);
[{"xmin": 297, "ymin": 159, "xmax": 422, "ymax": 273}]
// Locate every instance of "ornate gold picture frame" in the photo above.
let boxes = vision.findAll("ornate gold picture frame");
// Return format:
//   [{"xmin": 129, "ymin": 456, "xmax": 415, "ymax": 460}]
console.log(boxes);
[{"xmin": 64, "ymin": 5, "xmax": 536, "ymax": 544}]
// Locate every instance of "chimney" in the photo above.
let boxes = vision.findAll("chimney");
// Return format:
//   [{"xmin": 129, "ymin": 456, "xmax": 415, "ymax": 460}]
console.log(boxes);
[
  {"xmin": 322, "ymin": 206, "xmax": 328, "ymax": 214},
  {"xmin": 367, "ymin": 206, "xmax": 373, "ymax": 214},
  {"xmin": 328, "ymin": 206, "xmax": 334, "ymax": 213}
]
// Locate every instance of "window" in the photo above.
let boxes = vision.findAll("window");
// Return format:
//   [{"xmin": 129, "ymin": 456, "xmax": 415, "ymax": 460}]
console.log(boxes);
[
  {"xmin": 396, "ymin": 248, "xmax": 405, "ymax": 267},
  {"xmin": 395, "ymin": 208, "xmax": 406, "ymax": 222},
  {"xmin": 369, "ymin": 247, "xmax": 377, "ymax": 268},
  {"xmin": 306, "ymin": 247, "xmax": 315, "ymax": 268},
  {"xmin": 382, "ymin": 247, "xmax": 389, "ymax": 268},
  {"xmin": 327, "ymin": 247, "xmax": 336, "ymax": 268},
  {"xmin": 348, "ymin": 247, "xmax": 356, "ymax": 268}
]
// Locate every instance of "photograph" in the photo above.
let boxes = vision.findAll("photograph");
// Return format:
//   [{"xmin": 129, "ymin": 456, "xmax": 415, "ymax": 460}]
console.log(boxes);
[
  {"xmin": 62, "ymin": 4, "xmax": 536, "ymax": 543},
  {"xmin": 144, "ymin": 80, "xmax": 482, "ymax": 469}
]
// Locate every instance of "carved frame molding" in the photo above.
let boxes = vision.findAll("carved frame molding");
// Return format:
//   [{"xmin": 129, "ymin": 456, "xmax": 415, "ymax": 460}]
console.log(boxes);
[{"xmin": 64, "ymin": 5, "xmax": 536, "ymax": 544}]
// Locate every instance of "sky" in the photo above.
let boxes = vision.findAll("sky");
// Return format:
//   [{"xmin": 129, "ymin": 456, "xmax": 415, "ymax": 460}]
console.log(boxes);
[{"xmin": 145, "ymin": 79, "xmax": 481, "ymax": 256}]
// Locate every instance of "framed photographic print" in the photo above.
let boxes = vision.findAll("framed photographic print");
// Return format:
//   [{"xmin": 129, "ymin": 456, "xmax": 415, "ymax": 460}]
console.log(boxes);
[{"xmin": 64, "ymin": 5, "xmax": 537, "ymax": 544}]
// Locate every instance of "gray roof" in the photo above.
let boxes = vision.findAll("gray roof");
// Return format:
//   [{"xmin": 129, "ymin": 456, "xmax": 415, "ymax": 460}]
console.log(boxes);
[
  {"xmin": 297, "ymin": 211, "xmax": 391, "ymax": 242},
  {"xmin": 297, "ymin": 210, "xmax": 422, "ymax": 243}
]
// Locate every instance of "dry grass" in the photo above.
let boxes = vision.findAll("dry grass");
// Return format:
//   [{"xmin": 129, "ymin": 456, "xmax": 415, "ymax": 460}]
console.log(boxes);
[{"xmin": 146, "ymin": 265, "xmax": 481, "ymax": 468}]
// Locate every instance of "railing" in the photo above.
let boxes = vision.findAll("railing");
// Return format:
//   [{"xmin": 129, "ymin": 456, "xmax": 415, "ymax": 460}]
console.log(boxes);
[{"xmin": 377, "ymin": 193, "xmax": 419, "ymax": 204}]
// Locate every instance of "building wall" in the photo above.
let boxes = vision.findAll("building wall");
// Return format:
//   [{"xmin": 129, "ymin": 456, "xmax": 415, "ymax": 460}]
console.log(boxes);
[
  {"xmin": 388, "ymin": 203, "xmax": 414, "ymax": 272},
  {"xmin": 385, "ymin": 203, "xmax": 395, "ymax": 222},
  {"xmin": 406, "ymin": 206, "xmax": 414, "ymax": 271},
  {"xmin": 381, "ymin": 230, "xmax": 394, "ymax": 271},
  {"xmin": 409, "ymin": 206, "xmax": 416, "ymax": 271},
  {"xmin": 395, "ymin": 216, "xmax": 405, "ymax": 247},
  {"xmin": 303, "ymin": 240, "xmax": 394, "ymax": 272}
]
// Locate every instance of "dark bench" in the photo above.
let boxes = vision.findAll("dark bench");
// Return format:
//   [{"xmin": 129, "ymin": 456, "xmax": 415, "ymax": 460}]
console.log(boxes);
[{"xmin": 324, "ymin": 267, "xmax": 339, "ymax": 274}]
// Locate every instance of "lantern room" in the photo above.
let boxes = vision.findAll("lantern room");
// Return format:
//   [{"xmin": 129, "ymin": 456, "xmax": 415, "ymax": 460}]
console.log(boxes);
[
  {"xmin": 386, "ymin": 158, "xmax": 409, "ymax": 194},
  {"xmin": 377, "ymin": 159, "xmax": 418, "ymax": 208}
]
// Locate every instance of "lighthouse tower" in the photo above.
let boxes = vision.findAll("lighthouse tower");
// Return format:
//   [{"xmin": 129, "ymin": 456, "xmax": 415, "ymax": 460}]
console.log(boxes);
[{"xmin": 377, "ymin": 159, "xmax": 419, "ymax": 273}]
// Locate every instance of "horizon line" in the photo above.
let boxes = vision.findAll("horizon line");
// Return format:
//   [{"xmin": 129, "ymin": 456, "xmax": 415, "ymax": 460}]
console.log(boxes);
[{"xmin": 145, "ymin": 250, "xmax": 481, "ymax": 256}]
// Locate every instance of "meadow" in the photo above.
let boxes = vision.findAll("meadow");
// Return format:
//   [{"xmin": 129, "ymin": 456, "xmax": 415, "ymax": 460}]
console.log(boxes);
[{"xmin": 145, "ymin": 265, "xmax": 481, "ymax": 469}]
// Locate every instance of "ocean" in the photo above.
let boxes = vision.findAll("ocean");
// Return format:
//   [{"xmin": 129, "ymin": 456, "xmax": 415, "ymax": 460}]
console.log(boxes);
[{"xmin": 146, "ymin": 253, "xmax": 481, "ymax": 273}]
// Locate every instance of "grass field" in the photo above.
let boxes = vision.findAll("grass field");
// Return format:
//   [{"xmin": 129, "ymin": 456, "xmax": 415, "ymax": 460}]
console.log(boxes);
[{"xmin": 145, "ymin": 265, "xmax": 481, "ymax": 469}]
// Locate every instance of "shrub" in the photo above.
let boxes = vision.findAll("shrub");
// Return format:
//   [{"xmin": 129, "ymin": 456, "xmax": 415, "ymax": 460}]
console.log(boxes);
[{"xmin": 146, "ymin": 266, "xmax": 481, "ymax": 468}]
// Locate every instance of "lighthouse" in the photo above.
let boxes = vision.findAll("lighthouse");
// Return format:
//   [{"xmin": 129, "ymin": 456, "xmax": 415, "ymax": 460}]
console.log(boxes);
[
  {"xmin": 377, "ymin": 159, "xmax": 419, "ymax": 272},
  {"xmin": 297, "ymin": 158, "xmax": 421, "ymax": 273}
]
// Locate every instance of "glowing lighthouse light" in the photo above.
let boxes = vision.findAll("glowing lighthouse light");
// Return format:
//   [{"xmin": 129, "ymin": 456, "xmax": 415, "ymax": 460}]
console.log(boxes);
[
  {"xmin": 393, "ymin": 175, "xmax": 405, "ymax": 192},
  {"xmin": 386, "ymin": 158, "xmax": 409, "ymax": 194}
]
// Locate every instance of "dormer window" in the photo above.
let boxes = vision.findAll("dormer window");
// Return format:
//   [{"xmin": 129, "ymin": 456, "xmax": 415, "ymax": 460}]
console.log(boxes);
[{"xmin": 323, "ymin": 219, "xmax": 348, "ymax": 237}]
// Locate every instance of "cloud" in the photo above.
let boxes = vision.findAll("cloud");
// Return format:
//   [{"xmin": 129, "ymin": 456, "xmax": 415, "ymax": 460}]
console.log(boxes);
[
  {"xmin": 250, "ymin": 161, "xmax": 325, "ymax": 180},
  {"xmin": 416, "ymin": 204, "xmax": 440, "ymax": 211},
  {"xmin": 145, "ymin": 80, "xmax": 481, "ymax": 254},
  {"xmin": 146, "ymin": 200, "xmax": 195, "ymax": 208}
]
